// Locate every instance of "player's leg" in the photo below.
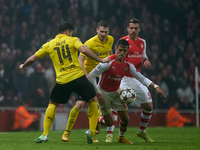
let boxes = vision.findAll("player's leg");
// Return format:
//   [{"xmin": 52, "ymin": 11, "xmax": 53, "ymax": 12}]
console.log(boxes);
[
  {"xmin": 62, "ymin": 100, "xmax": 85, "ymax": 142},
  {"xmin": 137, "ymin": 101, "xmax": 154, "ymax": 142},
  {"xmin": 105, "ymin": 109, "xmax": 118, "ymax": 142},
  {"xmin": 97, "ymin": 89, "xmax": 114, "ymax": 126},
  {"xmin": 120, "ymin": 77, "xmax": 154, "ymax": 142},
  {"xmin": 117, "ymin": 110, "xmax": 133, "ymax": 144},
  {"xmin": 132, "ymin": 79, "xmax": 154, "ymax": 142},
  {"xmin": 74, "ymin": 76, "xmax": 98, "ymax": 144},
  {"xmin": 36, "ymin": 81, "xmax": 73, "ymax": 143},
  {"xmin": 35, "ymin": 101, "xmax": 58, "ymax": 143},
  {"xmin": 95, "ymin": 108, "xmax": 101, "ymax": 134}
]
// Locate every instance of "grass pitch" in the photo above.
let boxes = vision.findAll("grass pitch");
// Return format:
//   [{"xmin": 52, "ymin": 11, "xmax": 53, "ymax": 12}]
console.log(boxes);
[{"xmin": 0, "ymin": 127, "xmax": 199, "ymax": 150}]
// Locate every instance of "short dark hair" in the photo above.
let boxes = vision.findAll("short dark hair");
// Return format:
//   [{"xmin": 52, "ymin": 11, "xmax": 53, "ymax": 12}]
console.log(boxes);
[
  {"xmin": 57, "ymin": 22, "xmax": 74, "ymax": 33},
  {"xmin": 97, "ymin": 20, "xmax": 109, "ymax": 28},
  {"xmin": 128, "ymin": 18, "xmax": 140, "ymax": 26},
  {"xmin": 116, "ymin": 39, "xmax": 129, "ymax": 47}
]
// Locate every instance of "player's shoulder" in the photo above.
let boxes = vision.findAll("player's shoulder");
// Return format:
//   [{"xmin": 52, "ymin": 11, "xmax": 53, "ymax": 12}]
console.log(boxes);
[
  {"xmin": 121, "ymin": 36, "xmax": 129, "ymax": 40},
  {"xmin": 108, "ymin": 54, "xmax": 116, "ymax": 61},
  {"xmin": 85, "ymin": 35, "xmax": 96, "ymax": 43},
  {"xmin": 137, "ymin": 37, "xmax": 146, "ymax": 43},
  {"xmin": 107, "ymin": 35, "xmax": 114, "ymax": 41}
]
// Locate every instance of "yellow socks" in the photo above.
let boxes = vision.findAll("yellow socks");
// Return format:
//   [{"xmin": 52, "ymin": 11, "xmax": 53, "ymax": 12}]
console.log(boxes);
[
  {"xmin": 43, "ymin": 103, "xmax": 56, "ymax": 136},
  {"xmin": 64, "ymin": 106, "xmax": 80, "ymax": 135},
  {"xmin": 88, "ymin": 102, "xmax": 98, "ymax": 136}
]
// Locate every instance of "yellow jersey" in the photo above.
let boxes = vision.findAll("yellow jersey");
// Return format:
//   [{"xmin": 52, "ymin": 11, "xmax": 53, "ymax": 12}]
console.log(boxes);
[
  {"xmin": 35, "ymin": 34, "xmax": 84, "ymax": 84},
  {"xmin": 81, "ymin": 35, "xmax": 114, "ymax": 74}
]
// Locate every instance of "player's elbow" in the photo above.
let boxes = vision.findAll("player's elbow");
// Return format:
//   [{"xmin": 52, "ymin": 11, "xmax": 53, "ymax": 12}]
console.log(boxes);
[{"xmin": 78, "ymin": 46, "xmax": 87, "ymax": 54}]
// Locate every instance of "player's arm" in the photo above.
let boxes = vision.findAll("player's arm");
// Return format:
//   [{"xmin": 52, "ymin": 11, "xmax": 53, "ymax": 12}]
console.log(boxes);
[
  {"xmin": 142, "ymin": 40, "xmax": 151, "ymax": 69},
  {"xmin": 19, "ymin": 54, "xmax": 39, "ymax": 71},
  {"xmin": 78, "ymin": 54, "xmax": 88, "ymax": 78},
  {"xmin": 19, "ymin": 43, "xmax": 49, "ymax": 71},
  {"xmin": 88, "ymin": 63, "xmax": 110, "ymax": 104},
  {"xmin": 78, "ymin": 46, "xmax": 110, "ymax": 63},
  {"xmin": 129, "ymin": 63, "xmax": 166, "ymax": 99}
]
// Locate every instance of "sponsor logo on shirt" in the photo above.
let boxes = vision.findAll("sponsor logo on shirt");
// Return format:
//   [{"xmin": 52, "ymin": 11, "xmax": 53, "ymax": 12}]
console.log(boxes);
[
  {"xmin": 108, "ymin": 75, "xmax": 122, "ymax": 81},
  {"xmin": 128, "ymin": 52, "xmax": 142, "ymax": 58},
  {"xmin": 99, "ymin": 51, "xmax": 111, "ymax": 56},
  {"xmin": 59, "ymin": 64, "xmax": 76, "ymax": 72}
]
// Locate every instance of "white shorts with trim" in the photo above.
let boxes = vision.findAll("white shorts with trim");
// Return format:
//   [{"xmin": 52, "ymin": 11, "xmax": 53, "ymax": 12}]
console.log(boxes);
[
  {"xmin": 99, "ymin": 87, "xmax": 128, "ymax": 115},
  {"xmin": 120, "ymin": 76, "xmax": 152, "ymax": 107}
]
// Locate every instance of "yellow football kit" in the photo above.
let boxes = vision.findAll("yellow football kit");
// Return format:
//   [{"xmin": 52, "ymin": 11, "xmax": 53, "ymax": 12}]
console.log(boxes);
[
  {"xmin": 80, "ymin": 35, "xmax": 114, "ymax": 74},
  {"xmin": 35, "ymin": 34, "xmax": 84, "ymax": 84}
]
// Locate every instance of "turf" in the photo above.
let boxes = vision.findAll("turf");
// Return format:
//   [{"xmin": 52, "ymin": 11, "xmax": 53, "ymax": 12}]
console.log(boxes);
[{"xmin": 0, "ymin": 127, "xmax": 199, "ymax": 150}]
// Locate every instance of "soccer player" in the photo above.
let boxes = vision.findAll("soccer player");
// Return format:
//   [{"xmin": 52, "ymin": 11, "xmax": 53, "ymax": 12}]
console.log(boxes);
[
  {"xmin": 62, "ymin": 20, "xmax": 114, "ymax": 143},
  {"xmin": 19, "ymin": 22, "xmax": 110, "ymax": 144},
  {"xmin": 88, "ymin": 39, "xmax": 166, "ymax": 144},
  {"xmin": 119, "ymin": 18, "xmax": 154, "ymax": 142},
  {"xmin": 106, "ymin": 18, "xmax": 152, "ymax": 142}
]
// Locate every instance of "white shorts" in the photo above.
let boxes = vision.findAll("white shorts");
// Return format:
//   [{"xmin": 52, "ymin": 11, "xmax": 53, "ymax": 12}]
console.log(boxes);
[
  {"xmin": 99, "ymin": 87, "xmax": 128, "ymax": 115},
  {"xmin": 120, "ymin": 76, "xmax": 152, "ymax": 107}
]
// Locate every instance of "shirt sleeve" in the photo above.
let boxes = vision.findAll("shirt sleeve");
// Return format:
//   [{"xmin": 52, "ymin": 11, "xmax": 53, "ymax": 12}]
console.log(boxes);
[
  {"xmin": 88, "ymin": 62, "xmax": 110, "ymax": 94},
  {"xmin": 74, "ymin": 38, "xmax": 84, "ymax": 50},
  {"xmin": 142, "ymin": 40, "xmax": 148, "ymax": 62},
  {"xmin": 35, "ymin": 42, "xmax": 49, "ymax": 58},
  {"xmin": 128, "ymin": 62, "xmax": 152, "ymax": 87}
]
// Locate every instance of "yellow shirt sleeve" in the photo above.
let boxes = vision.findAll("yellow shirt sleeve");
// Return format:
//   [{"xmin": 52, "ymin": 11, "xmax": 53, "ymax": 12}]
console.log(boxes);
[{"xmin": 35, "ymin": 42, "xmax": 49, "ymax": 58}]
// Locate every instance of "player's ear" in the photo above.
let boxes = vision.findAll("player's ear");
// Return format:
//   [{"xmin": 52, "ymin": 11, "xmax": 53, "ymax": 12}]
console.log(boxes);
[{"xmin": 115, "ymin": 46, "xmax": 117, "ymax": 52}]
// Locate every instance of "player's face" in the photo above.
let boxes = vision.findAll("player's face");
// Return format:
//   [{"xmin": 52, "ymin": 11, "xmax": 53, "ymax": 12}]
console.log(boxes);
[
  {"xmin": 115, "ymin": 44, "xmax": 129, "ymax": 62},
  {"xmin": 127, "ymin": 23, "xmax": 140, "ymax": 40},
  {"xmin": 97, "ymin": 26, "xmax": 109, "ymax": 42}
]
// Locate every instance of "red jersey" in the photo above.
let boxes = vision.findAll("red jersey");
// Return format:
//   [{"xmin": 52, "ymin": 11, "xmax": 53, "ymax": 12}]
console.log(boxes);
[
  {"xmin": 121, "ymin": 36, "xmax": 148, "ymax": 73},
  {"xmin": 88, "ymin": 54, "xmax": 152, "ymax": 93}
]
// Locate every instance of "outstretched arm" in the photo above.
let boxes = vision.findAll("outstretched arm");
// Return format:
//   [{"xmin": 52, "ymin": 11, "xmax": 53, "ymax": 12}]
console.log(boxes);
[
  {"xmin": 19, "ymin": 54, "xmax": 39, "ymax": 71},
  {"xmin": 129, "ymin": 63, "xmax": 166, "ymax": 99},
  {"xmin": 78, "ymin": 46, "xmax": 110, "ymax": 63}
]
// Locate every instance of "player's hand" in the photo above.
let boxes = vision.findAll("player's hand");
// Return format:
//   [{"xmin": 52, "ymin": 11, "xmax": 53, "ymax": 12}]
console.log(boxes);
[
  {"xmin": 85, "ymin": 74, "xmax": 89, "ymax": 80},
  {"xmin": 19, "ymin": 64, "xmax": 24, "ymax": 72},
  {"xmin": 97, "ymin": 93, "xmax": 105, "ymax": 105},
  {"xmin": 156, "ymin": 87, "xmax": 167, "ymax": 99},
  {"xmin": 101, "ymin": 57, "xmax": 110, "ymax": 63},
  {"xmin": 143, "ymin": 59, "xmax": 151, "ymax": 69}
]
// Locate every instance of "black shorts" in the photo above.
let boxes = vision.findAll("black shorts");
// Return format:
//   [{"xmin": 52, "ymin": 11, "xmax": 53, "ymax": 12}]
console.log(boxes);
[
  {"xmin": 51, "ymin": 75, "xmax": 96, "ymax": 104},
  {"xmin": 76, "ymin": 77, "xmax": 99, "ymax": 101}
]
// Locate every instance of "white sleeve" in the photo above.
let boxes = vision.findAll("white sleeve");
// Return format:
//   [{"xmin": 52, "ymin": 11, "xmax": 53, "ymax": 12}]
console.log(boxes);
[
  {"xmin": 88, "ymin": 62, "xmax": 110, "ymax": 94},
  {"xmin": 142, "ymin": 40, "xmax": 148, "ymax": 62},
  {"xmin": 128, "ymin": 62, "xmax": 152, "ymax": 87}
]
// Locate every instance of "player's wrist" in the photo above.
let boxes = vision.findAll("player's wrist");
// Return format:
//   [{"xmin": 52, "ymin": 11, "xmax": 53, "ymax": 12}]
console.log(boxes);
[{"xmin": 154, "ymin": 84, "xmax": 159, "ymax": 89}]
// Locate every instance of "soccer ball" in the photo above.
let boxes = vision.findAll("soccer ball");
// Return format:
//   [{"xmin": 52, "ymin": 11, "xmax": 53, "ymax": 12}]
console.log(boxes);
[{"xmin": 120, "ymin": 88, "xmax": 136, "ymax": 104}]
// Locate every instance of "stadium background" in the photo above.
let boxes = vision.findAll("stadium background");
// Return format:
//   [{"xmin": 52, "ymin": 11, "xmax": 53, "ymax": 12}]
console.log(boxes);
[{"xmin": 0, "ymin": 0, "xmax": 200, "ymax": 131}]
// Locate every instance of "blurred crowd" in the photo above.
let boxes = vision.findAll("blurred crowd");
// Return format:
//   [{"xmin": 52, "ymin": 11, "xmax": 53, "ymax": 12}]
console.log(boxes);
[{"xmin": 0, "ymin": 0, "xmax": 200, "ymax": 109}]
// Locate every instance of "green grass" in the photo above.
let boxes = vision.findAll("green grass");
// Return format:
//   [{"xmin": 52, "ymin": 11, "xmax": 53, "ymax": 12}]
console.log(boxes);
[{"xmin": 0, "ymin": 127, "xmax": 199, "ymax": 150}]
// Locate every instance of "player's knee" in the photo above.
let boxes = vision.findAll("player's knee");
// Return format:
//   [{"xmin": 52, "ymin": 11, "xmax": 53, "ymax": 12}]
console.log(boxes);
[
  {"xmin": 88, "ymin": 96, "xmax": 98, "ymax": 102},
  {"xmin": 121, "ymin": 116, "xmax": 130, "ymax": 124},
  {"xmin": 106, "ymin": 119, "xmax": 115, "ymax": 126},
  {"xmin": 75, "ymin": 101, "xmax": 85, "ymax": 109}
]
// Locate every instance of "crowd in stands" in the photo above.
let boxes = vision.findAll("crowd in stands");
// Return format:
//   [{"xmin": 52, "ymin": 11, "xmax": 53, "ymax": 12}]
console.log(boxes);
[{"xmin": 0, "ymin": 0, "xmax": 200, "ymax": 109}]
